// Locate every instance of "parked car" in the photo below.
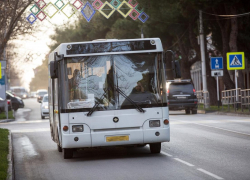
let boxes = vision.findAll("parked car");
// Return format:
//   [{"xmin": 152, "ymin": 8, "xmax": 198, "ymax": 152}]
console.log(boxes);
[
  {"xmin": 6, "ymin": 91, "xmax": 25, "ymax": 111},
  {"xmin": 40, "ymin": 94, "xmax": 49, "ymax": 119},
  {"xmin": 37, "ymin": 89, "xmax": 48, "ymax": 103},
  {"xmin": 167, "ymin": 79, "xmax": 198, "ymax": 114},
  {"xmin": 0, "ymin": 98, "xmax": 11, "ymax": 113}
]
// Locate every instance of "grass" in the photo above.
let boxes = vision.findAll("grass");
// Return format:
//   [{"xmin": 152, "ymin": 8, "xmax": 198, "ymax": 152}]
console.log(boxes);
[
  {"xmin": 198, "ymin": 104, "xmax": 250, "ymax": 114},
  {"xmin": 0, "ymin": 128, "xmax": 9, "ymax": 180},
  {"xmin": 0, "ymin": 111, "xmax": 14, "ymax": 120}
]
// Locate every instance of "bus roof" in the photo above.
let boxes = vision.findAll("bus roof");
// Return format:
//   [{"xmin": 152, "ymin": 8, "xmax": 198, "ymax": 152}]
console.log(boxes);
[{"xmin": 49, "ymin": 38, "xmax": 163, "ymax": 61}]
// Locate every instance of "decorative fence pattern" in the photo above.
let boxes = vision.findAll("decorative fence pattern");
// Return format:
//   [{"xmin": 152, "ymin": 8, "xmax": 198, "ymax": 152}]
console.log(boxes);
[{"xmin": 26, "ymin": 0, "xmax": 149, "ymax": 24}]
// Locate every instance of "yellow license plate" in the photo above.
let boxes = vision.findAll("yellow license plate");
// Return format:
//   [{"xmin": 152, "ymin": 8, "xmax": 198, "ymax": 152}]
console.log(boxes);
[{"xmin": 106, "ymin": 135, "xmax": 129, "ymax": 142}]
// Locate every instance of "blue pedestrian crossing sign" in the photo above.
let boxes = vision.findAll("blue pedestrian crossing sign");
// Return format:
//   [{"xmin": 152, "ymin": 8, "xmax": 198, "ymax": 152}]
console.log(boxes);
[
  {"xmin": 210, "ymin": 57, "xmax": 223, "ymax": 70},
  {"xmin": 227, "ymin": 52, "xmax": 245, "ymax": 70}
]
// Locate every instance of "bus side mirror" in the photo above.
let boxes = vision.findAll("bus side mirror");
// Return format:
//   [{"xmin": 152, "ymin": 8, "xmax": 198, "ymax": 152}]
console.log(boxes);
[
  {"xmin": 172, "ymin": 60, "xmax": 181, "ymax": 78},
  {"xmin": 50, "ymin": 52, "xmax": 64, "ymax": 79},
  {"xmin": 50, "ymin": 61, "xmax": 58, "ymax": 79}
]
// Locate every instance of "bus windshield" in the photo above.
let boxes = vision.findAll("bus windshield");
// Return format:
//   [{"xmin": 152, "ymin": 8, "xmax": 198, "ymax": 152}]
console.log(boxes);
[{"xmin": 61, "ymin": 53, "xmax": 166, "ymax": 111}]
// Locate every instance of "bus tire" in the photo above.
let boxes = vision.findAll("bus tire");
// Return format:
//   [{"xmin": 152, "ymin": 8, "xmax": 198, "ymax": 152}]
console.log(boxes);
[
  {"xmin": 57, "ymin": 144, "xmax": 62, "ymax": 152},
  {"xmin": 150, "ymin": 143, "xmax": 161, "ymax": 154},
  {"xmin": 63, "ymin": 148, "xmax": 73, "ymax": 159}
]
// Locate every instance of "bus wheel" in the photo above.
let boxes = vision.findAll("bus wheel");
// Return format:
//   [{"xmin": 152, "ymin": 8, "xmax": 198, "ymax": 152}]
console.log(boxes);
[
  {"xmin": 63, "ymin": 148, "xmax": 73, "ymax": 159},
  {"xmin": 57, "ymin": 144, "xmax": 62, "ymax": 152},
  {"xmin": 150, "ymin": 143, "xmax": 161, "ymax": 154}
]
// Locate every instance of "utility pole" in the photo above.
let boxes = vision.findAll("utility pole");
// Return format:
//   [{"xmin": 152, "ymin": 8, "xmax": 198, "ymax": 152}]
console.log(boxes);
[
  {"xmin": 199, "ymin": 10, "xmax": 209, "ymax": 108},
  {"xmin": 4, "ymin": 0, "xmax": 8, "ymax": 119}
]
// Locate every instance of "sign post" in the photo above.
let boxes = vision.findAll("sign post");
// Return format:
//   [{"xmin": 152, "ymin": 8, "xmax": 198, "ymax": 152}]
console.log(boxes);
[
  {"xmin": 227, "ymin": 52, "xmax": 245, "ymax": 109},
  {"xmin": 210, "ymin": 57, "xmax": 223, "ymax": 108},
  {"xmin": 0, "ymin": 61, "xmax": 7, "ymax": 119}
]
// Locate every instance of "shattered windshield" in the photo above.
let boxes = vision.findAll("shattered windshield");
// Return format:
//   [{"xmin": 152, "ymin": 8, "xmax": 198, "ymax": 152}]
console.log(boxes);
[{"xmin": 62, "ymin": 53, "xmax": 166, "ymax": 111}]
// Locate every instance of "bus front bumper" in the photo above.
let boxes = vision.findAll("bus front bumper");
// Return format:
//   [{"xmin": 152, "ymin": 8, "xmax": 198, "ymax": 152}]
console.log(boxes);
[{"xmin": 61, "ymin": 127, "xmax": 170, "ymax": 149}]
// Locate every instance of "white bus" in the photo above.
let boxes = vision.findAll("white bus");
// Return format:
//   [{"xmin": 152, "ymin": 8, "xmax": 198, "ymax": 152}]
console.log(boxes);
[
  {"xmin": 10, "ymin": 86, "xmax": 28, "ymax": 99},
  {"xmin": 48, "ymin": 38, "xmax": 170, "ymax": 159}
]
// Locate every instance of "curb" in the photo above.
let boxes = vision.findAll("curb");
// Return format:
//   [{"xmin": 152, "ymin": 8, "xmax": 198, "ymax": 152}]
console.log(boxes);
[
  {"xmin": 198, "ymin": 110, "xmax": 206, "ymax": 114},
  {"xmin": 0, "ymin": 119, "xmax": 15, "ymax": 123},
  {"xmin": 7, "ymin": 131, "xmax": 14, "ymax": 180},
  {"xmin": 216, "ymin": 111, "xmax": 250, "ymax": 117},
  {"xmin": 198, "ymin": 110, "xmax": 250, "ymax": 117}
]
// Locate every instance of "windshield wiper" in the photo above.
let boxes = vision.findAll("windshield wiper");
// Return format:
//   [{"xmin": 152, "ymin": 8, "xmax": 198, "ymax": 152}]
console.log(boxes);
[
  {"xmin": 87, "ymin": 89, "xmax": 108, "ymax": 116},
  {"xmin": 115, "ymin": 86, "xmax": 145, "ymax": 113}
]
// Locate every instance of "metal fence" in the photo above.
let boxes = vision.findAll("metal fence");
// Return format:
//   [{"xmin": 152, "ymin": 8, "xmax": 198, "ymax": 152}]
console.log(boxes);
[
  {"xmin": 221, "ymin": 88, "xmax": 250, "ymax": 112},
  {"xmin": 241, "ymin": 89, "xmax": 250, "ymax": 112},
  {"xmin": 196, "ymin": 90, "xmax": 209, "ymax": 109}
]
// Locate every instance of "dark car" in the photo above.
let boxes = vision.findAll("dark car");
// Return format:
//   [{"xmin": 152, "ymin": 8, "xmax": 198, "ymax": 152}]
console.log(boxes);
[
  {"xmin": 37, "ymin": 89, "xmax": 48, "ymax": 103},
  {"xmin": 6, "ymin": 91, "xmax": 25, "ymax": 111},
  {"xmin": 167, "ymin": 79, "xmax": 198, "ymax": 114},
  {"xmin": 0, "ymin": 98, "xmax": 11, "ymax": 113}
]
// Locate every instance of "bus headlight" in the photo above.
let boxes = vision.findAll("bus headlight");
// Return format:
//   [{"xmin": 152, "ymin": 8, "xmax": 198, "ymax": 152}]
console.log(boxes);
[
  {"xmin": 72, "ymin": 125, "xmax": 83, "ymax": 132},
  {"xmin": 149, "ymin": 120, "xmax": 160, "ymax": 127}
]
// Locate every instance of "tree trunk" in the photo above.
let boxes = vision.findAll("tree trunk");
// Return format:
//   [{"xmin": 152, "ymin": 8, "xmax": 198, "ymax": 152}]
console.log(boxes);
[
  {"xmin": 180, "ymin": 56, "xmax": 192, "ymax": 79},
  {"xmin": 229, "ymin": 5, "xmax": 245, "ymax": 89},
  {"xmin": 177, "ymin": 35, "xmax": 192, "ymax": 79},
  {"xmin": 214, "ymin": 7, "xmax": 235, "ymax": 89},
  {"xmin": 204, "ymin": 43, "xmax": 217, "ymax": 105}
]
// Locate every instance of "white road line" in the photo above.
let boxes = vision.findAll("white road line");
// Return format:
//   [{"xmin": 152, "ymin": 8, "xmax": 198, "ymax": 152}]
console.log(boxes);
[
  {"xmin": 10, "ymin": 120, "xmax": 49, "ymax": 124},
  {"xmin": 20, "ymin": 136, "xmax": 39, "ymax": 157},
  {"xmin": 197, "ymin": 168, "xmax": 223, "ymax": 180},
  {"xmin": 174, "ymin": 158, "xmax": 195, "ymax": 167},
  {"xmin": 161, "ymin": 151, "xmax": 173, "ymax": 157},
  {"xmin": 12, "ymin": 128, "xmax": 50, "ymax": 133},
  {"xmin": 178, "ymin": 120, "xmax": 250, "ymax": 137}
]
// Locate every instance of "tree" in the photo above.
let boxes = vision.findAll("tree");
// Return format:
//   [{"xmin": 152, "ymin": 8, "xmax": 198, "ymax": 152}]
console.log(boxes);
[
  {"xmin": 0, "ymin": 0, "xmax": 34, "ymax": 58},
  {"xmin": 40, "ymin": 0, "xmax": 250, "ymax": 105},
  {"xmin": 29, "ymin": 58, "xmax": 48, "ymax": 91}
]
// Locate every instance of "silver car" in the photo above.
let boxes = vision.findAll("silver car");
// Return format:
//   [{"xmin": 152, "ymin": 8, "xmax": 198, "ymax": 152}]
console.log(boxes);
[{"xmin": 40, "ymin": 94, "xmax": 49, "ymax": 119}]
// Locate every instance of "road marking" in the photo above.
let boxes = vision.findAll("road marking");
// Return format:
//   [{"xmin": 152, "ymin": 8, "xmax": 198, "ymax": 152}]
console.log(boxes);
[
  {"xmin": 12, "ymin": 128, "xmax": 50, "ymax": 133},
  {"xmin": 19, "ymin": 136, "xmax": 39, "ymax": 157},
  {"xmin": 10, "ymin": 120, "xmax": 49, "ymax": 124},
  {"xmin": 177, "ymin": 120, "xmax": 250, "ymax": 137},
  {"xmin": 174, "ymin": 158, "xmax": 195, "ymax": 167},
  {"xmin": 197, "ymin": 168, "xmax": 223, "ymax": 180},
  {"xmin": 161, "ymin": 151, "xmax": 173, "ymax": 157},
  {"xmin": 170, "ymin": 119, "xmax": 250, "ymax": 125}
]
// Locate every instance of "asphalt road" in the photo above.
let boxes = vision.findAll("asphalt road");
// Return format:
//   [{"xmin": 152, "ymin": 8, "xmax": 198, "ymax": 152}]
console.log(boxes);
[{"xmin": 0, "ymin": 98, "xmax": 250, "ymax": 180}]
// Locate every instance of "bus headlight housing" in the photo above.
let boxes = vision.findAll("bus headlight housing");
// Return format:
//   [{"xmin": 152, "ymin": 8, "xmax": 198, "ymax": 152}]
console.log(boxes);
[
  {"xmin": 149, "ymin": 120, "xmax": 160, "ymax": 127},
  {"xmin": 72, "ymin": 125, "xmax": 83, "ymax": 132}
]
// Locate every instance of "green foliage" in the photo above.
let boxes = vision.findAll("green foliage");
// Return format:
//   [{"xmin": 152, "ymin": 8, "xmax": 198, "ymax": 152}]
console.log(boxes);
[
  {"xmin": 30, "ymin": 0, "xmax": 250, "ymax": 91},
  {"xmin": 0, "ymin": 128, "xmax": 9, "ymax": 180},
  {"xmin": 0, "ymin": 111, "xmax": 15, "ymax": 120},
  {"xmin": 29, "ymin": 59, "xmax": 49, "ymax": 91}
]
